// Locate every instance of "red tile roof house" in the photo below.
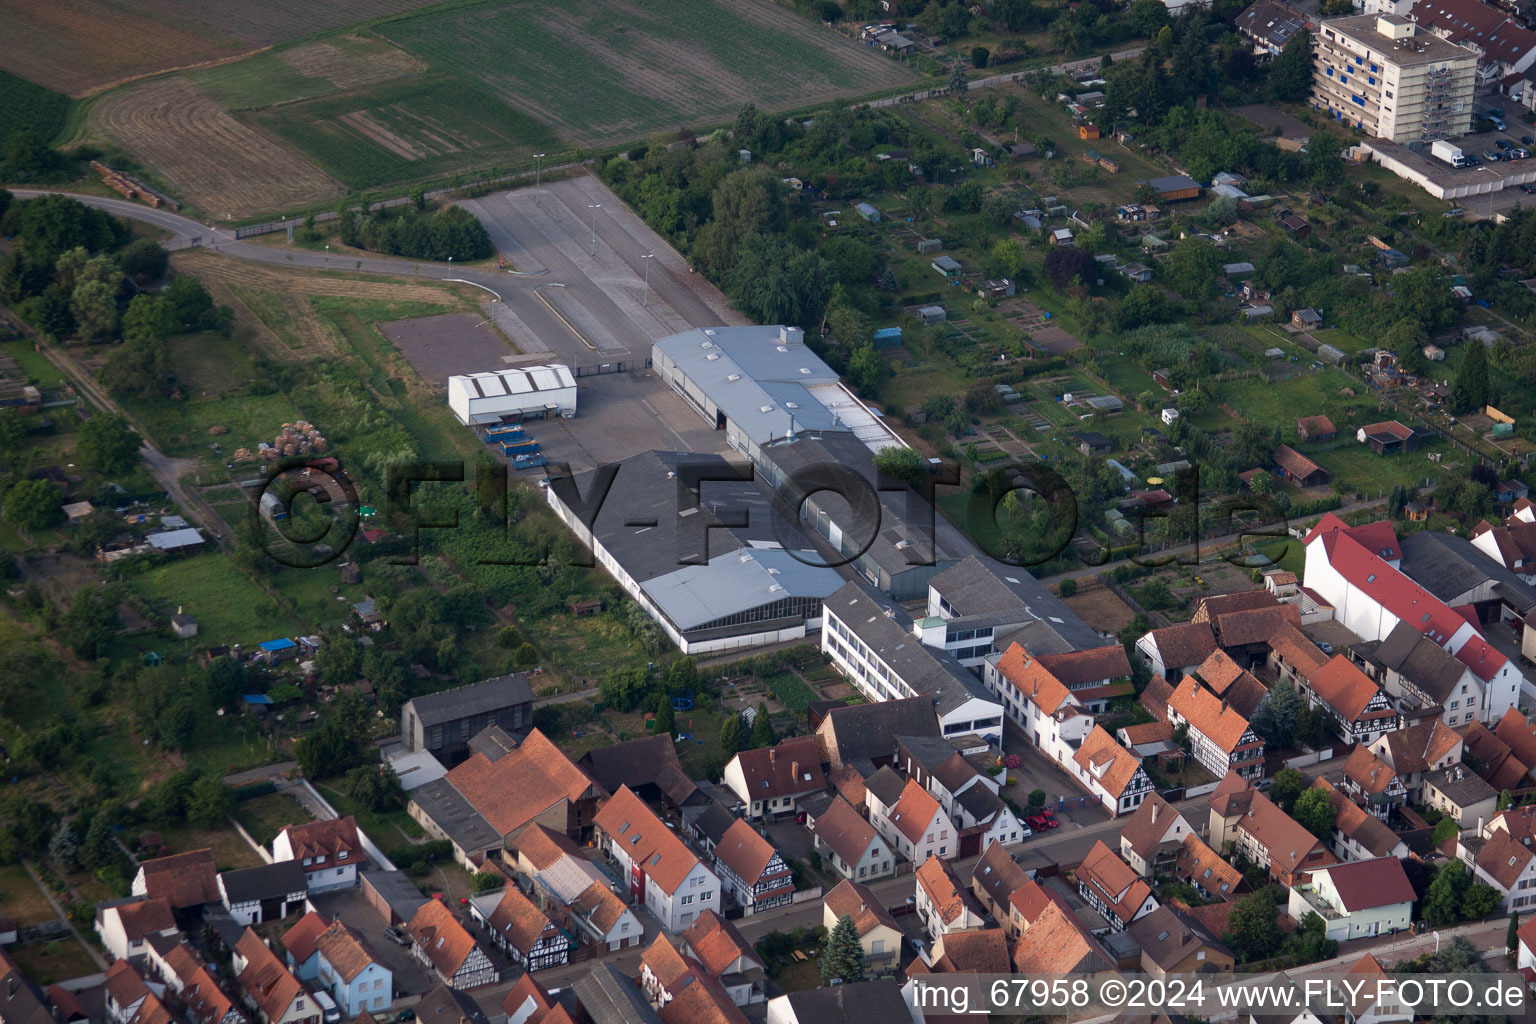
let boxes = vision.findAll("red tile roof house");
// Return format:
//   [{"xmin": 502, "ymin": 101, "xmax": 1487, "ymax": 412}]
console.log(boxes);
[
  {"xmin": 96, "ymin": 897, "xmax": 179, "ymax": 963},
  {"xmin": 808, "ymin": 795, "xmax": 894, "ymax": 883},
  {"xmin": 1117, "ymin": 793, "xmax": 1194, "ymax": 878},
  {"xmin": 719, "ymin": 736, "xmax": 826, "ymax": 821},
  {"xmin": 1356, "ymin": 420, "xmax": 1420, "ymax": 455},
  {"xmin": 990, "ymin": 643, "xmax": 1098, "ymax": 775},
  {"xmin": 1286, "ymin": 858, "xmax": 1415, "ymax": 942},
  {"xmin": 1467, "ymin": 829, "xmax": 1536, "ymax": 914},
  {"xmin": 1165, "ymin": 675, "xmax": 1266, "ymax": 782},
  {"xmin": 1339, "ymin": 745, "xmax": 1407, "ymax": 821},
  {"xmin": 869, "ymin": 777, "xmax": 957, "ymax": 866},
  {"xmin": 1302, "ymin": 513, "xmax": 1523, "ymax": 725},
  {"xmin": 405, "ymin": 900, "xmax": 498, "ymax": 991},
  {"xmin": 1272, "ymin": 444, "xmax": 1329, "ymax": 487},
  {"xmin": 1299, "ymin": 655, "xmax": 1401, "ymax": 746},
  {"xmin": 131, "ymin": 849, "xmax": 221, "ymax": 910},
  {"xmin": 104, "ymin": 960, "xmax": 178, "ymax": 1024},
  {"xmin": 232, "ymin": 928, "xmax": 321, "ymax": 1024},
  {"xmin": 1071, "ymin": 726, "xmax": 1154, "ymax": 817},
  {"xmin": 1073, "ymin": 840, "xmax": 1159, "ymax": 932},
  {"xmin": 1134, "ymin": 621, "xmax": 1218, "ymax": 682},
  {"xmin": 467, "ymin": 885, "xmax": 570, "ymax": 973},
  {"xmin": 1296, "ymin": 415, "xmax": 1337, "ymax": 442},
  {"xmin": 1207, "ymin": 772, "xmax": 1336, "ymax": 888},
  {"xmin": 680, "ymin": 911, "xmax": 766, "ymax": 1006},
  {"xmin": 914, "ymin": 854, "xmax": 986, "ymax": 941},
  {"xmin": 272, "ymin": 818, "xmax": 363, "ymax": 893},
  {"xmin": 711, "ymin": 819, "xmax": 793, "ymax": 914},
  {"xmin": 593, "ymin": 785, "xmax": 721, "ymax": 932},
  {"xmin": 145, "ymin": 940, "xmax": 246, "ymax": 1024},
  {"xmin": 971, "ymin": 840, "xmax": 1032, "ymax": 929}
]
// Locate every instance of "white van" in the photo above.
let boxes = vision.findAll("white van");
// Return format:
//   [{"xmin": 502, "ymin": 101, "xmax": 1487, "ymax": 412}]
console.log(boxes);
[{"xmin": 312, "ymin": 992, "xmax": 341, "ymax": 1024}]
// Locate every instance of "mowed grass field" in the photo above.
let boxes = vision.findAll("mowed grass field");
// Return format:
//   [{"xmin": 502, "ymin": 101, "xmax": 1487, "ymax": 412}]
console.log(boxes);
[{"xmin": 374, "ymin": 0, "xmax": 915, "ymax": 146}]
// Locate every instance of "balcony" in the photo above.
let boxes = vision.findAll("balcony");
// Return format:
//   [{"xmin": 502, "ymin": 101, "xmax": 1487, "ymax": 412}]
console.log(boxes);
[{"xmin": 1292, "ymin": 883, "xmax": 1344, "ymax": 921}]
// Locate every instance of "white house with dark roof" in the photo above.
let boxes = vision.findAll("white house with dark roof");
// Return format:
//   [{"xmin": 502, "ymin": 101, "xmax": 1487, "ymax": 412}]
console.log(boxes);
[
  {"xmin": 721, "ymin": 737, "xmax": 825, "ymax": 821},
  {"xmin": 218, "ymin": 862, "xmax": 310, "ymax": 927},
  {"xmin": 868, "ymin": 776, "xmax": 956, "ymax": 865},
  {"xmin": 808, "ymin": 797, "xmax": 894, "ymax": 882},
  {"xmin": 822, "ymin": 581, "xmax": 1005, "ymax": 746},
  {"xmin": 1287, "ymin": 859, "xmax": 1415, "ymax": 941}
]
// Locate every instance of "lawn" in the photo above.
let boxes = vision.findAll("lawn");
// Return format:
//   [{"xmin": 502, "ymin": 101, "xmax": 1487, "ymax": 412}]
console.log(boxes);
[
  {"xmin": 235, "ymin": 792, "xmax": 311, "ymax": 847},
  {"xmin": 770, "ymin": 958, "xmax": 824, "ymax": 994},
  {"xmin": 1256, "ymin": 538, "xmax": 1306, "ymax": 578},
  {"xmin": 156, "ymin": 824, "xmax": 266, "ymax": 871},
  {"xmin": 316, "ymin": 783, "xmax": 425, "ymax": 845},
  {"xmin": 0, "ymin": 864, "xmax": 59, "ymax": 926},
  {"xmin": 6, "ymin": 937, "xmax": 98, "ymax": 985},
  {"xmin": 1215, "ymin": 370, "xmax": 1380, "ymax": 441},
  {"xmin": 126, "ymin": 551, "xmax": 304, "ymax": 648},
  {"xmin": 1313, "ymin": 440, "xmax": 1452, "ymax": 498},
  {"xmin": 3, "ymin": 339, "xmax": 66, "ymax": 389}
]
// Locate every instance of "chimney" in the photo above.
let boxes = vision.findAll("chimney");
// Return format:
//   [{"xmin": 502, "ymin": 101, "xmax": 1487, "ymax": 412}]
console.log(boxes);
[
  {"xmin": 791, "ymin": 761, "xmax": 800, "ymax": 778},
  {"xmin": 1152, "ymin": 802, "xmax": 1160, "ymax": 824},
  {"xmin": 769, "ymin": 749, "xmax": 776, "ymax": 763}
]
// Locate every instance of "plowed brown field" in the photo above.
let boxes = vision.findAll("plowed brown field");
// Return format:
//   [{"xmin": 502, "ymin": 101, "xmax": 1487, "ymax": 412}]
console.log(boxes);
[{"xmin": 88, "ymin": 78, "xmax": 343, "ymax": 219}]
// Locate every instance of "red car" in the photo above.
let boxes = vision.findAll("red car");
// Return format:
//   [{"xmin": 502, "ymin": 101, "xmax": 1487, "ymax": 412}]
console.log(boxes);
[{"xmin": 1025, "ymin": 812, "xmax": 1059, "ymax": 831}]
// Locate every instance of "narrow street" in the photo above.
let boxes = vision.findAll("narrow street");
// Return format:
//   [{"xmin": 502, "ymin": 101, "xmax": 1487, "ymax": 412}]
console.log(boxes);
[{"xmin": 35, "ymin": 340, "xmax": 234, "ymax": 553}]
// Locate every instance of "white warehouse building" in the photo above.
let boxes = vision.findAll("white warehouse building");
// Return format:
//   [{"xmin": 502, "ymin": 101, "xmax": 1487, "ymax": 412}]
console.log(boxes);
[{"xmin": 447, "ymin": 364, "xmax": 576, "ymax": 425}]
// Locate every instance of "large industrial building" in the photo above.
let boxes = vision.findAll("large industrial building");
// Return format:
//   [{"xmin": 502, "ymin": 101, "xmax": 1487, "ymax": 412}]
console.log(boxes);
[
  {"xmin": 1311, "ymin": 14, "xmax": 1477, "ymax": 143},
  {"xmin": 447, "ymin": 364, "xmax": 577, "ymax": 425},
  {"xmin": 652, "ymin": 325, "xmax": 904, "ymax": 465},
  {"xmin": 545, "ymin": 450, "xmax": 845, "ymax": 655}
]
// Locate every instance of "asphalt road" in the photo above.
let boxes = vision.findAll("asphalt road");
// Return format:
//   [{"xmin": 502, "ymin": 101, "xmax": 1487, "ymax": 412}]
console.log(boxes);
[{"xmin": 12, "ymin": 180, "xmax": 729, "ymax": 372}]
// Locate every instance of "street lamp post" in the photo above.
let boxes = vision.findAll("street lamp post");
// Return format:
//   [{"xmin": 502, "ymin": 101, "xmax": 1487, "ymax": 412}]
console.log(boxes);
[
  {"xmin": 588, "ymin": 203, "xmax": 601, "ymax": 257},
  {"xmin": 533, "ymin": 153, "xmax": 546, "ymax": 200},
  {"xmin": 641, "ymin": 253, "xmax": 655, "ymax": 306}
]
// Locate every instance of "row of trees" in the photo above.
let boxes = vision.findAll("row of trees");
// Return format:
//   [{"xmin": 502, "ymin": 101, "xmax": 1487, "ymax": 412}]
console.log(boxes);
[{"xmin": 336, "ymin": 203, "xmax": 493, "ymax": 262}]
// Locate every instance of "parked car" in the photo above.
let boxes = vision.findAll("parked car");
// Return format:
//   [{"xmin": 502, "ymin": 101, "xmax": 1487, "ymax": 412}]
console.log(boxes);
[
  {"xmin": 384, "ymin": 927, "xmax": 410, "ymax": 947},
  {"xmin": 1522, "ymin": 184, "xmax": 1536, "ymax": 195},
  {"xmin": 1482, "ymin": 150, "xmax": 1502, "ymax": 161},
  {"xmin": 395, "ymin": 1012, "xmax": 415, "ymax": 1024},
  {"xmin": 1497, "ymin": 138, "xmax": 1514, "ymax": 149},
  {"xmin": 1025, "ymin": 812, "xmax": 1060, "ymax": 831},
  {"xmin": 1521, "ymin": 135, "xmax": 1534, "ymax": 146}
]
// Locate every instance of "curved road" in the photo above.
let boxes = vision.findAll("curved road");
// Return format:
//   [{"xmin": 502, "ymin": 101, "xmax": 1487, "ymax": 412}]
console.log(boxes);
[{"xmin": 11, "ymin": 188, "xmax": 717, "ymax": 366}]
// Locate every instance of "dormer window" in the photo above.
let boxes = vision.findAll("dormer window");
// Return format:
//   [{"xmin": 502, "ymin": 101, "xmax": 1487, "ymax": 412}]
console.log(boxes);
[{"xmin": 338, "ymin": 850, "xmax": 348, "ymax": 860}]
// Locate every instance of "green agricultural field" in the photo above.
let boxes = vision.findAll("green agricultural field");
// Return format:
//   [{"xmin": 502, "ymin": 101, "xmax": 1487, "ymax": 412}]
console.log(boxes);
[
  {"xmin": 374, "ymin": 0, "xmax": 914, "ymax": 148},
  {"xmin": 245, "ymin": 72, "xmax": 561, "ymax": 190},
  {"xmin": 0, "ymin": 70, "xmax": 70, "ymax": 143}
]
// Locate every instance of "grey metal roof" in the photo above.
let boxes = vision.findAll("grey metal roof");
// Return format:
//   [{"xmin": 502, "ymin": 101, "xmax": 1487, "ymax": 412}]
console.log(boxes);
[
  {"xmin": 929, "ymin": 555, "xmax": 1104, "ymax": 651},
  {"xmin": 1400, "ymin": 530, "xmax": 1536, "ymax": 613},
  {"xmin": 414, "ymin": 985, "xmax": 489, "ymax": 1024},
  {"xmin": 783, "ymin": 979, "xmax": 915, "ymax": 1024},
  {"xmin": 362, "ymin": 869, "xmax": 428, "ymax": 922},
  {"xmin": 147, "ymin": 527, "xmax": 205, "ymax": 550},
  {"xmin": 407, "ymin": 777, "xmax": 502, "ymax": 852},
  {"xmin": 865, "ymin": 765, "xmax": 907, "ymax": 807},
  {"xmin": 691, "ymin": 801, "xmax": 740, "ymax": 844},
  {"xmin": 822, "ymin": 697, "xmax": 940, "ymax": 764},
  {"xmin": 1424, "ymin": 765, "xmax": 1497, "ymax": 808},
  {"xmin": 825, "ymin": 580, "xmax": 994, "ymax": 717},
  {"xmin": 758, "ymin": 432, "xmax": 955, "ymax": 577},
  {"xmin": 896, "ymin": 735, "xmax": 962, "ymax": 778},
  {"xmin": 653, "ymin": 325, "xmax": 840, "ymax": 443},
  {"xmin": 404, "ymin": 674, "xmax": 533, "ymax": 728},
  {"xmin": 218, "ymin": 861, "xmax": 308, "ymax": 904},
  {"xmin": 955, "ymin": 782, "xmax": 1005, "ymax": 824},
  {"xmin": 571, "ymin": 963, "xmax": 663, "ymax": 1024},
  {"xmin": 641, "ymin": 546, "xmax": 843, "ymax": 632},
  {"xmin": 560, "ymin": 450, "xmax": 792, "ymax": 587},
  {"xmin": 1372, "ymin": 622, "xmax": 1466, "ymax": 703}
]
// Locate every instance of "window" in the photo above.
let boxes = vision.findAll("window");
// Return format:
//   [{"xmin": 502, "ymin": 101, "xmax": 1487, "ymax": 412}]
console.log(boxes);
[
  {"xmin": 681, "ymin": 895, "xmax": 693, "ymax": 905},
  {"xmin": 337, "ymin": 868, "xmax": 345, "ymax": 875},
  {"xmin": 701, "ymin": 891, "xmax": 712, "ymax": 901}
]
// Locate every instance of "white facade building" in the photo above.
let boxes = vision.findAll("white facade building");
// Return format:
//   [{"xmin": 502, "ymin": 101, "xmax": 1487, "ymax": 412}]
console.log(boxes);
[{"xmin": 447, "ymin": 365, "xmax": 576, "ymax": 425}]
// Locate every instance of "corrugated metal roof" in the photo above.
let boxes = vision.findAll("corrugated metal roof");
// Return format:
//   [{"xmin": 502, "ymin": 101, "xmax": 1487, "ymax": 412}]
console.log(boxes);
[{"xmin": 641, "ymin": 546, "xmax": 843, "ymax": 631}]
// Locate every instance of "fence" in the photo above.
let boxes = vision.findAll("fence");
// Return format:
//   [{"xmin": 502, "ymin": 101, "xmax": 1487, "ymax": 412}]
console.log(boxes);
[
  {"xmin": 1284, "ymin": 747, "xmax": 1337, "ymax": 769},
  {"xmin": 573, "ymin": 358, "xmax": 651, "ymax": 377}
]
